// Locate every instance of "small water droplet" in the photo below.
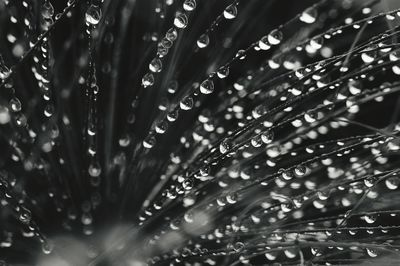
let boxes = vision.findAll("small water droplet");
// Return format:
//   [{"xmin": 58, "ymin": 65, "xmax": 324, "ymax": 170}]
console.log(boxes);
[
  {"xmin": 364, "ymin": 214, "xmax": 377, "ymax": 224},
  {"xmin": 223, "ymin": 4, "xmax": 237, "ymax": 20},
  {"xmin": 44, "ymin": 104, "xmax": 54, "ymax": 117},
  {"xmin": 197, "ymin": 34, "xmax": 210, "ymax": 49},
  {"xmin": 219, "ymin": 138, "xmax": 232, "ymax": 154},
  {"xmin": 143, "ymin": 135, "xmax": 156, "ymax": 149},
  {"xmin": 259, "ymin": 36, "xmax": 271, "ymax": 50},
  {"xmin": 366, "ymin": 248, "xmax": 378, "ymax": 257},
  {"xmin": 267, "ymin": 29, "xmax": 283, "ymax": 45},
  {"xmin": 19, "ymin": 207, "xmax": 32, "ymax": 224},
  {"xmin": 155, "ymin": 121, "xmax": 168, "ymax": 134}
]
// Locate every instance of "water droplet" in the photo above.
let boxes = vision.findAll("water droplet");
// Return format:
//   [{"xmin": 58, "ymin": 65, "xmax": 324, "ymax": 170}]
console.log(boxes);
[
  {"xmin": 0, "ymin": 64, "xmax": 11, "ymax": 80},
  {"xmin": 174, "ymin": 13, "xmax": 188, "ymax": 29},
  {"xmin": 217, "ymin": 66, "xmax": 229, "ymax": 79},
  {"xmin": 364, "ymin": 214, "xmax": 377, "ymax": 224},
  {"xmin": 251, "ymin": 135, "xmax": 262, "ymax": 147},
  {"xmin": 149, "ymin": 58, "xmax": 162, "ymax": 73},
  {"xmin": 219, "ymin": 138, "xmax": 232, "ymax": 154},
  {"xmin": 180, "ymin": 96, "xmax": 194, "ymax": 110},
  {"xmin": 10, "ymin": 97, "xmax": 21, "ymax": 112},
  {"xmin": 267, "ymin": 29, "xmax": 283, "ymax": 45},
  {"xmin": 142, "ymin": 73, "xmax": 154, "ymax": 87},
  {"xmin": 85, "ymin": 4, "xmax": 102, "ymax": 25},
  {"xmin": 390, "ymin": 50, "xmax": 400, "ymax": 61},
  {"xmin": 385, "ymin": 176, "xmax": 399, "ymax": 190},
  {"xmin": 183, "ymin": 178, "xmax": 194, "ymax": 190},
  {"xmin": 348, "ymin": 80, "xmax": 362, "ymax": 95},
  {"xmin": 300, "ymin": 7, "xmax": 317, "ymax": 24},
  {"xmin": 259, "ymin": 36, "xmax": 271, "ymax": 50},
  {"xmin": 199, "ymin": 79, "xmax": 214, "ymax": 94},
  {"xmin": 200, "ymin": 165, "xmax": 210, "ymax": 176},
  {"xmin": 294, "ymin": 165, "xmax": 307, "ymax": 176},
  {"xmin": 44, "ymin": 104, "xmax": 54, "ymax": 117},
  {"xmin": 166, "ymin": 28, "xmax": 178, "ymax": 41},
  {"xmin": 19, "ymin": 207, "xmax": 32, "ymax": 223},
  {"xmin": 143, "ymin": 135, "xmax": 156, "ymax": 149},
  {"xmin": 366, "ymin": 248, "xmax": 378, "ymax": 257},
  {"xmin": 167, "ymin": 109, "xmax": 179, "ymax": 122},
  {"xmin": 155, "ymin": 121, "xmax": 168, "ymax": 134},
  {"xmin": 41, "ymin": 241, "xmax": 53, "ymax": 255},
  {"xmin": 361, "ymin": 47, "xmax": 376, "ymax": 64},
  {"xmin": 183, "ymin": 0, "xmax": 196, "ymax": 11},
  {"xmin": 261, "ymin": 130, "xmax": 274, "ymax": 144},
  {"xmin": 223, "ymin": 4, "xmax": 237, "ymax": 20},
  {"xmin": 197, "ymin": 34, "xmax": 210, "ymax": 49}
]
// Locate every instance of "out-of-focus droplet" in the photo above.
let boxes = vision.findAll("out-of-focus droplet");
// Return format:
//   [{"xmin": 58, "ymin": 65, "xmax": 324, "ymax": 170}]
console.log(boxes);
[
  {"xmin": 41, "ymin": 241, "xmax": 53, "ymax": 255},
  {"xmin": 88, "ymin": 162, "xmax": 102, "ymax": 177},
  {"xmin": 0, "ymin": 106, "xmax": 10, "ymax": 124}
]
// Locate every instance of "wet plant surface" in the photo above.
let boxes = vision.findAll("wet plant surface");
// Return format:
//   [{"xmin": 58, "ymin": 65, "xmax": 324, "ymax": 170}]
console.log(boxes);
[{"xmin": 1, "ymin": 0, "xmax": 400, "ymax": 265}]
